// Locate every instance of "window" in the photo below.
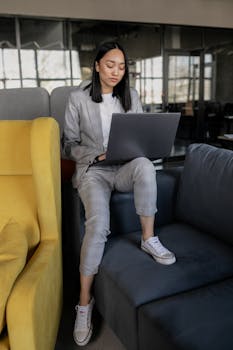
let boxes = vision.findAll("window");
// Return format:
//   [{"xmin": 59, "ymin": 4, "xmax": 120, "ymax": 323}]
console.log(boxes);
[
  {"xmin": 1, "ymin": 48, "xmax": 21, "ymax": 88},
  {"xmin": 21, "ymin": 49, "xmax": 37, "ymax": 87},
  {"xmin": 168, "ymin": 55, "xmax": 200, "ymax": 103},
  {"xmin": 0, "ymin": 16, "xmax": 232, "ymax": 112},
  {"xmin": 37, "ymin": 50, "xmax": 71, "ymax": 93},
  {"xmin": 136, "ymin": 56, "xmax": 163, "ymax": 109}
]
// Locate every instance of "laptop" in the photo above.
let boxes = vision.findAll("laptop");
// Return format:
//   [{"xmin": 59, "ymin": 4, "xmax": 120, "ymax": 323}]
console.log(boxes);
[{"xmin": 102, "ymin": 112, "xmax": 180, "ymax": 164}]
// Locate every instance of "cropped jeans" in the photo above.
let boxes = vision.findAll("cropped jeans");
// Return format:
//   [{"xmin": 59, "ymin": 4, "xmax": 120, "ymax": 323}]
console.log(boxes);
[{"xmin": 77, "ymin": 157, "xmax": 157, "ymax": 276}]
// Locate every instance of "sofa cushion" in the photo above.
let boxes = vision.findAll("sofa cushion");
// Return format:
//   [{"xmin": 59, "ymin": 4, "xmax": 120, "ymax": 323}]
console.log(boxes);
[
  {"xmin": 94, "ymin": 223, "xmax": 233, "ymax": 350},
  {"xmin": 176, "ymin": 143, "xmax": 233, "ymax": 244},
  {"xmin": 98, "ymin": 223, "xmax": 233, "ymax": 306},
  {"xmin": 138, "ymin": 278, "xmax": 233, "ymax": 350},
  {"xmin": 0, "ymin": 218, "xmax": 28, "ymax": 333}
]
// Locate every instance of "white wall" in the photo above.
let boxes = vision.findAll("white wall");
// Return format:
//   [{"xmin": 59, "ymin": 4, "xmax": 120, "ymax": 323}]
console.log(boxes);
[{"xmin": 0, "ymin": 0, "xmax": 233, "ymax": 29}]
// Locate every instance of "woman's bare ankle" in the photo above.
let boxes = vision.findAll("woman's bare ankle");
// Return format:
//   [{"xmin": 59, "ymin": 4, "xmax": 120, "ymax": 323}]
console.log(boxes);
[
  {"xmin": 79, "ymin": 293, "xmax": 92, "ymax": 306},
  {"xmin": 79, "ymin": 273, "xmax": 94, "ymax": 306}
]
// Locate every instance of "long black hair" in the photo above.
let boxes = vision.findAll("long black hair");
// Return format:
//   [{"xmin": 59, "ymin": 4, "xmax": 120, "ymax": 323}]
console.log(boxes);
[{"xmin": 85, "ymin": 41, "xmax": 132, "ymax": 112}]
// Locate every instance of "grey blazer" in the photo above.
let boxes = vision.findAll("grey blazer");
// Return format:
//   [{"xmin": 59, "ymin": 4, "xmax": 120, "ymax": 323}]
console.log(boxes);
[{"xmin": 63, "ymin": 84, "xmax": 143, "ymax": 187}]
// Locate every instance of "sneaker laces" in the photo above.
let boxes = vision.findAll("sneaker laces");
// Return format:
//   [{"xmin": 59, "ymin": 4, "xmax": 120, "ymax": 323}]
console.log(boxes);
[
  {"xmin": 75, "ymin": 306, "xmax": 89, "ymax": 331},
  {"xmin": 148, "ymin": 236, "xmax": 170, "ymax": 256}
]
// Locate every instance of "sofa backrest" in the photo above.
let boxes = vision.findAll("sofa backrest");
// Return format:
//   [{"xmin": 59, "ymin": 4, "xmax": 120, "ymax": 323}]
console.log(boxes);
[
  {"xmin": 176, "ymin": 143, "xmax": 233, "ymax": 245},
  {"xmin": 0, "ymin": 118, "xmax": 61, "ymax": 247},
  {"xmin": 0, "ymin": 120, "xmax": 39, "ymax": 252},
  {"xmin": 0, "ymin": 120, "xmax": 32, "ymax": 175},
  {"xmin": 0, "ymin": 87, "xmax": 50, "ymax": 120},
  {"xmin": 0, "ymin": 86, "xmax": 79, "ymax": 135}
]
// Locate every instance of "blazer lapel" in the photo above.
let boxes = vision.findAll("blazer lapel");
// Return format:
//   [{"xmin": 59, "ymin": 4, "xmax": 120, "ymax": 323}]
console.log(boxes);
[{"xmin": 86, "ymin": 99, "xmax": 104, "ymax": 148}]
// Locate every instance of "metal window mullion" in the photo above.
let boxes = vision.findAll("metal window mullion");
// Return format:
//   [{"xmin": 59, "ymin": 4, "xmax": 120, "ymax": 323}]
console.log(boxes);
[
  {"xmin": 212, "ymin": 54, "xmax": 216, "ymax": 100},
  {"xmin": 187, "ymin": 56, "xmax": 191, "ymax": 101},
  {"xmin": 1, "ymin": 48, "xmax": 6, "ymax": 88},
  {"xmin": 161, "ymin": 26, "xmax": 167, "ymax": 111},
  {"xmin": 15, "ymin": 17, "xmax": 23, "ymax": 87},
  {"xmin": 139, "ymin": 60, "xmax": 142, "ymax": 98},
  {"xmin": 68, "ymin": 21, "xmax": 73, "ymax": 85},
  {"xmin": 142, "ymin": 60, "xmax": 145, "ymax": 104},
  {"xmin": 34, "ymin": 49, "xmax": 40, "ymax": 87},
  {"xmin": 199, "ymin": 50, "xmax": 205, "ymax": 102}
]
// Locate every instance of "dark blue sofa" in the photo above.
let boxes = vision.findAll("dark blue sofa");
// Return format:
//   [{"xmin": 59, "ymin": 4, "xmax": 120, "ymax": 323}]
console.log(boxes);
[{"xmin": 69, "ymin": 143, "xmax": 233, "ymax": 350}]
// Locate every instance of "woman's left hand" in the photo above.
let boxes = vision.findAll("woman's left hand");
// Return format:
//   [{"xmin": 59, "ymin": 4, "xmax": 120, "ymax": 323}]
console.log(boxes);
[{"xmin": 98, "ymin": 153, "xmax": 106, "ymax": 161}]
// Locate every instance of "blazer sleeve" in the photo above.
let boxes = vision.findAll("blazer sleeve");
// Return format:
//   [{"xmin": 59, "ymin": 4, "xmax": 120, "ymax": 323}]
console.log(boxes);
[{"xmin": 62, "ymin": 91, "xmax": 96, "ymax": 164}]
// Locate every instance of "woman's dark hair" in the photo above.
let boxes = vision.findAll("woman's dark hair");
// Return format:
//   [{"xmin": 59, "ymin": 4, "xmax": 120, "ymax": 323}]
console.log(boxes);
[{"xmin": 85, "ymin": 41, "xmax": 131, "ymax": 112}]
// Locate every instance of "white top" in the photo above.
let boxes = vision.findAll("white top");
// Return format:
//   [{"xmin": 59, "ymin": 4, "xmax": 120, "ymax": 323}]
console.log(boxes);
[{"xmin": 99, "ymin": 93, "xmax": 122, "ymax": 150}]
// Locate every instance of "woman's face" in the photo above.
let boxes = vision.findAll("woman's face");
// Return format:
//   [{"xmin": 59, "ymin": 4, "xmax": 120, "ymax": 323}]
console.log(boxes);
[{"xmin": 95, "ymin": 48, "xmax": 126, "ymax": 94}]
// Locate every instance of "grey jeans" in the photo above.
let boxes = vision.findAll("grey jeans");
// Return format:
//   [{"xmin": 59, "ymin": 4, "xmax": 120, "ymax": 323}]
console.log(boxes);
[{"xmin": 77, "ymin": 157, "xmax": 157, "ymax": 276}]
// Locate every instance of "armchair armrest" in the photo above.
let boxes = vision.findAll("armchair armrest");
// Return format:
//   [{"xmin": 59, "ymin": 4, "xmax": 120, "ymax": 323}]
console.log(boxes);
[
  {"xmin": 156, "ymin": 167, "xmax": 183, "ymax": 227},
  {"xmin": 6, "ymin": 240, "xmax": 62, "ymax": 350}
]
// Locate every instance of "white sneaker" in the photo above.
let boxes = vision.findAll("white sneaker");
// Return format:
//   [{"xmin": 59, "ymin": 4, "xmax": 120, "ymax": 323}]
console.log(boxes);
[
  {"xmin": 73, "ymin": 297, "xmax": 95, "ymax": 346},
  {"xmin": 141, "ymin": 236, "xmax": 176, "ymax": 265}
]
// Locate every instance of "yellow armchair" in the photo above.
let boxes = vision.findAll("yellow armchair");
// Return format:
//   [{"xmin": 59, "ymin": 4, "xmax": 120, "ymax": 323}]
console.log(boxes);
[{"xmin": 0, "ymin": 118, "xmax": 62, "ymax": 350}]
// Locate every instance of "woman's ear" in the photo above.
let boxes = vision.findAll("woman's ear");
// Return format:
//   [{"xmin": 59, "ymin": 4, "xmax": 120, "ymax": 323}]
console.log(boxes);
[{"xmin": 95, "ymin": 61, "xmax": 99, "ymax": 72}]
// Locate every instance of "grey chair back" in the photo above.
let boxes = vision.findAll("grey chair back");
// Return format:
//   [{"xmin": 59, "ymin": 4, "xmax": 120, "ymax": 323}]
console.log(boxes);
[
  {"xmin": 50, "ymin": 86, "xmax": 78, "ymax": 135},
  {"xmin": 0, "ymin": 87, "xmax": 50, "ymax": 120}
]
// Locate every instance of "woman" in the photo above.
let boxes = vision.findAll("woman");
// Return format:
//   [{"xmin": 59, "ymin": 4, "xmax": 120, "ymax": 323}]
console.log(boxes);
[{"xmin": 63, "ymin": 42, "xmax": 176, "ymax": 347}]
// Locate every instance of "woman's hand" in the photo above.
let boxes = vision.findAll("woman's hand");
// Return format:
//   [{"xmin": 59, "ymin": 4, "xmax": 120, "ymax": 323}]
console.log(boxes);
[{"xmin": 98, "ymin": 153, "xmax": 106, "ymax": 161}]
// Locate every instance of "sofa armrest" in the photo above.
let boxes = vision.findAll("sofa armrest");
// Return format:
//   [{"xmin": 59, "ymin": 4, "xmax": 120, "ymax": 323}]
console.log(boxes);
[
  {"xmin": 6, "ymin": 240, "xmax": 62, "ymax": 350},
  {"xmin": 156, "ymin": 167, "xmax": 183, "ymax": 227},
  {"xmin": 30, "ymin": 117, "xmax": 61, "ymax": 241}
]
